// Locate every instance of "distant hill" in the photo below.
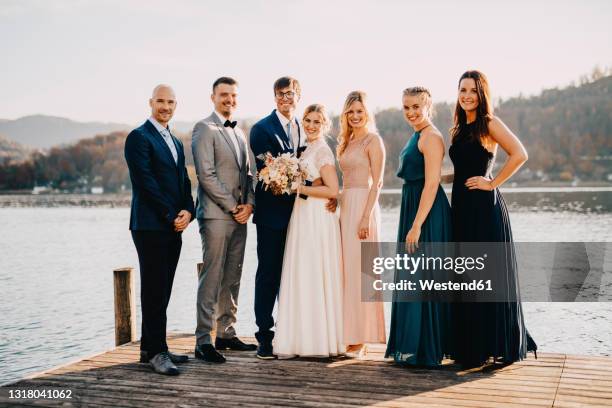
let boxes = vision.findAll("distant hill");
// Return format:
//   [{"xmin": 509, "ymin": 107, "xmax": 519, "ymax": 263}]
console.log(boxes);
[
  {"xmin": 0, "ymin": 115, "xmax": 131, "ymax": 149},
  {"xmin": 495, "ymin": 75, "xmax": 611, "ymax": 181},
  {"xmin": 0, "ymin": 73, "xmax": 610, "ymax": 190},
  {"xmin": 0, "ymin": 134, "xmax": 30, "ymax": 164},
  {"xmin": 0, "ymin": 115, "xmax": 204, "ymax": 150}
]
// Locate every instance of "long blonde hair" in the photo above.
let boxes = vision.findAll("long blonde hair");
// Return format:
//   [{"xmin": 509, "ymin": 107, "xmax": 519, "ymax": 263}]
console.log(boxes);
[{"xmin": 337, "ymin": 90, "xmax": 377, "ymax": 156}]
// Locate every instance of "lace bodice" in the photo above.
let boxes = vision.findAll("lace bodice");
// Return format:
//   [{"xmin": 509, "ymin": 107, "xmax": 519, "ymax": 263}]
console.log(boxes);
[
  {"xmin": 300, "ymin": 137, "xmax": 336, "ymax": 181},
  {"xmin": 338, "ymin": 134, "xmax": 375, "ymax": 188}
]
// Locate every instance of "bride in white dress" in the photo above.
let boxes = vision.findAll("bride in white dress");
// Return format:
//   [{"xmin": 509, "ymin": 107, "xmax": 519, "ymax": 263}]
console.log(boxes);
[{"xmin": 274, "ymin": 104, "xmax": 345, "ymax": 358}]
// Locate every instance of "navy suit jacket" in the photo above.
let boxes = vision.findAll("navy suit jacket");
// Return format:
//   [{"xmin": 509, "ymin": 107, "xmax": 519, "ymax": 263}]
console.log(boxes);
[
  {"xmin": 124, "ymin": 120, "xmax": 195, "ymax": 231},
  {"xmin": 249, "ymin": 110, "xmax": 305, "ymax": 230}
]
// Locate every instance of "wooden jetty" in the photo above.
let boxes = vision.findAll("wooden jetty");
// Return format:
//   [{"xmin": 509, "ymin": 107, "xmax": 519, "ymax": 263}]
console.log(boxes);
[
  {"xmin": 2, "ymin": 267, "xmax": 612, "ymax": 407},
  {"xmin": 3, "ymin": 334, "xmax": 612, "ymax": 407}
]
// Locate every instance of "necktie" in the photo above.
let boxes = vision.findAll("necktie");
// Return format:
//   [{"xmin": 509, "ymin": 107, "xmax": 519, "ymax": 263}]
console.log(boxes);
[
  {"xmin": 286, "ymin": 122, "xmax": 293, "ymax": 150},
  {"xmin": 161, "ymin": 129, "xmax": 178, "ymax": 163},
  {"xmin": 224, "ymin": 120, "xmax": 237, "ymax": 129}
]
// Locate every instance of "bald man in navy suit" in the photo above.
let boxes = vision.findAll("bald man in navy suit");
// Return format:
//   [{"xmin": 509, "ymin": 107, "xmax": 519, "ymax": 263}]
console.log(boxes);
[{"xmin": 124, "ymin": 84, "xmax": 195, "ymax": 376}]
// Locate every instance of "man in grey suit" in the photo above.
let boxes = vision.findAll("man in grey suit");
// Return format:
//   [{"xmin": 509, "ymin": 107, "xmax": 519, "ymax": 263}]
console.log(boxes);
[{"xmin": 191, "ymin": 77, "xmax": 257, "ymax": 364}]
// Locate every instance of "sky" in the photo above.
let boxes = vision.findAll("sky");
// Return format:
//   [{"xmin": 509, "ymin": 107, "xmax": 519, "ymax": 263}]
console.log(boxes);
[{"xmin": 1, "ymin": 0, "xmax": 611, "ymax": 123}]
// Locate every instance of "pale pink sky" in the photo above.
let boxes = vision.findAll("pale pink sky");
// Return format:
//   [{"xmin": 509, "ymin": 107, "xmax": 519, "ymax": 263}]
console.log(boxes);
[{"xmin": 2, "ymin": 0, "xmax": 610, "ymax": 123}]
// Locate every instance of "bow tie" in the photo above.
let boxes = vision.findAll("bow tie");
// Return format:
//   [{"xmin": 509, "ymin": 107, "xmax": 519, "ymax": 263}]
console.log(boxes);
[{"xmin": 224, "ymin": 120, "xmax": 237, "ymax": 129}]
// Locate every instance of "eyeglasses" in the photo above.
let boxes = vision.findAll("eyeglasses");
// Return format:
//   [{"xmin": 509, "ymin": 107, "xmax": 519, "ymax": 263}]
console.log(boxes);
[{"xmin": 275, "ymin": 91, "xmax": 297, "ymax": 100}]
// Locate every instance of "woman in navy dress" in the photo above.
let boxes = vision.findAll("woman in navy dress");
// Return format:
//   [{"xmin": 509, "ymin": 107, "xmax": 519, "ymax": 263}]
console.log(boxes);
[
  {"xmin": 385, "ymin": 87, "xmax": 452, "ymax": 367},
  {"xmin": 449, "ymin": 70, "xmax": 537, "ymax": 367}
]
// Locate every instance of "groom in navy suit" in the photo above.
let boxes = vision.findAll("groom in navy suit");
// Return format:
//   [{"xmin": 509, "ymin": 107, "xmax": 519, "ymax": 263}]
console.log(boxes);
[
  {"xmin": 250, "ymin": 76, "xmax": 311, "ymax": 359},
  {"xmin": 124, "ymin": 84, "xmax": 195, "ymax": 375}
]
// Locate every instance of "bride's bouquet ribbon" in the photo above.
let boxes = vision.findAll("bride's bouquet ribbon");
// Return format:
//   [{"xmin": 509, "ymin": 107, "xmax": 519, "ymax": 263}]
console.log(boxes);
[{"xmin": 257, "ymin": 152, "xmax": 309, "ymax": 196}]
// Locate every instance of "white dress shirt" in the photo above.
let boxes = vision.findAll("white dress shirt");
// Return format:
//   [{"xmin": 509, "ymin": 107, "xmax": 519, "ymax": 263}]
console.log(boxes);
[
  {"xmin": 214, "ymin": 111, "xmax": 243, "ymax": 167},
  {"xmin": 148, "ymin": 117, "xmax": 178, "ymax": 163}
]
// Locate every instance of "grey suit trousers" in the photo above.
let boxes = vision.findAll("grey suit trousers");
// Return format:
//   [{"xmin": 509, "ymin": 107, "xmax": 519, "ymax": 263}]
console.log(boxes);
[{"xmin": 196, "ymin": 218, "xmax": 247, "ymax": 345}]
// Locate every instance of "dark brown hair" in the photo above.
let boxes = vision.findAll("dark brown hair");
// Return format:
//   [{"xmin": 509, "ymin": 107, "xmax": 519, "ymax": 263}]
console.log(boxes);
[
  {"xmin": 212, "ymin": 77, "xmax": 238, "ymax": 92},
  {"xmin": 450, "ymin": 70, "xmax": 493, "ymax": 143},
  {"xmin": 273, "ymin": 76, "xmax": 301, "ymax": 96}
]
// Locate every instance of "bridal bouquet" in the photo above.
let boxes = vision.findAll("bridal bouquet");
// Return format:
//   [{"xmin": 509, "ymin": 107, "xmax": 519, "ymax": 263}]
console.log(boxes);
[{"xmin": 257, "ymin": 152, "xmax": 309, "ymax": 195}]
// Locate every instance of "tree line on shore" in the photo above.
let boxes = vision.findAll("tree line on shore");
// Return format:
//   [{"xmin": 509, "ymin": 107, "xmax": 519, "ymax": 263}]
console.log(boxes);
[{"xmin": 0, "ymin": 73, "xmax": 610, "ymax": 191}]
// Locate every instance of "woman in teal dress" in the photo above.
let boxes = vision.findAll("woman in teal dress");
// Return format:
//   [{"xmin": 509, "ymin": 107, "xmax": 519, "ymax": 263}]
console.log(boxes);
[{"xmin": 385, "ymin": 87, "xmax": 452, "ymax": 367}]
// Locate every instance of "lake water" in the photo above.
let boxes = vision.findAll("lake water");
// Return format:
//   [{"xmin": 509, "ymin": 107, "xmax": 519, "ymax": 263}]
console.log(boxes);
[{"xmin": 1, "ymin": 189, "xmax": 611, "ymax": 385}]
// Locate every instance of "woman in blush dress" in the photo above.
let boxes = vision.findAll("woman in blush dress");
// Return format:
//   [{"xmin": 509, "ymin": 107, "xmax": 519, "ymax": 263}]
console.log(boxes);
[
  {"xmin": 385, "ymin": 87, "xmax": 452, "ymax": 367},
  {"xmin": 337, "ymin": 91, "xmax": 386, "ymax": 356},
  {"xmin": 449, "ymin": 70, "xmax": 537, "ymax": 367},
  {"xmin": 274, "ymin": 104, "xmax": 344, "ymax": 358}
]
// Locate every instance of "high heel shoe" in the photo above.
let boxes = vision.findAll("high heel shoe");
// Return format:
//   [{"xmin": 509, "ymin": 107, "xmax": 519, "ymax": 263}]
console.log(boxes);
[{"xmin": 345, "ymin": 344, "xmax": 364, "ymax": 358}]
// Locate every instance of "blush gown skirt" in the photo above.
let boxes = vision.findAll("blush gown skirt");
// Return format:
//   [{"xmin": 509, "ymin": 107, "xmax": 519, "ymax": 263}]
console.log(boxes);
[{"xmin": 339, "ymin": 187, "xmax": 386, "ymax": 346}]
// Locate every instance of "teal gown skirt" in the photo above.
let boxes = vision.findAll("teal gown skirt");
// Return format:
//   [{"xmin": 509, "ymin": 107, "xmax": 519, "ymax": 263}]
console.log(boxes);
[{"xmin": 385, "ymin": 180, "xmax": 453, "ymax": 366}]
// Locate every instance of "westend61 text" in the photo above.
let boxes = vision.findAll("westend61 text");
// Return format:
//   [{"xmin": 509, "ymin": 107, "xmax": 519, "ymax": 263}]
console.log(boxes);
[
  {"xmin": 373, "ymin": 279, "xmax": 493, "ymax": 292},
  {"xmin": 371, "ymin": 254, "xmax": 487, "ymax": 275}
]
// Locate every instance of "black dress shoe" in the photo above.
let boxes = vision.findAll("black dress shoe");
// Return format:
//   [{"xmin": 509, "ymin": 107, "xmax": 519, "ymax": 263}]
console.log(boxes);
[
  {"xmin": 149, "ymin": 352, "xmax": 179, "ymax": 376},
  {"xmin": 215, "ymin": 337, "xmax": 258, "ymax": 351},
  {"xmin": 140, "ymin": 350, "xmax": 188, "ymax": 364},
  {"xmin": 256, "ymin": 343, "xmax": 277, "ymax": 360},
  {"xmin": 195, "ymin": 344, "xmax": 226, "ymax": 363}
]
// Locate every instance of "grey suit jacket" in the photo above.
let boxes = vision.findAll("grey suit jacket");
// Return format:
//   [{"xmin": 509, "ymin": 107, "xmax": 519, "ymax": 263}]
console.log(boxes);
[{"xmin": 191, "ymin": 113, "xmax": 255, "ymax": 220}]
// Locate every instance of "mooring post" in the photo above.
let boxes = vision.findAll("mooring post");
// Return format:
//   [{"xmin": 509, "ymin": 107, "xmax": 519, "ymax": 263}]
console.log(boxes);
[{"xmin": 113, "ymin": 267, "xmax": 136, "ymax": 346}]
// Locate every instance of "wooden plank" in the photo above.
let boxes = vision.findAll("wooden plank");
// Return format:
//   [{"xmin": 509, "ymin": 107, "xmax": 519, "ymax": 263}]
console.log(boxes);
[
  {"xmin": 560, "ymin": 371, "xmax": 612, "ymax": 381},
  {"xmin": 557, "ymin": 387, "xmax": 612, "ymax": 399},
  {"xmin": 562, "ymin": 363, "xmax": 612, "ymax": 373},
  {"xmin": 553, "ymin": 402, "xmax": 612, "ymax": 408},
  {"xmin": 553, "ymin": 392, "xmax": 612, "ymax": 407},
  {"xmin": 564, "ymin": 354, "xmax": 612, "ymax": 363},
  {"xmin": 559, "ymin": 377, "xmax": 612, "ymax": 390}
]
